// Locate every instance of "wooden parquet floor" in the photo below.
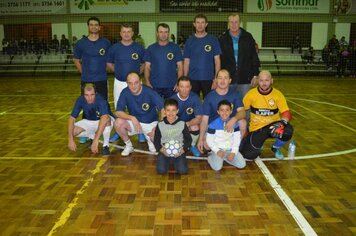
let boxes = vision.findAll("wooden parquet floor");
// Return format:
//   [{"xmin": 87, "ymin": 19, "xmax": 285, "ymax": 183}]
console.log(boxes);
[{"xmin": 0, "ymin": 76, "xmax": 355, "ymax": 236}]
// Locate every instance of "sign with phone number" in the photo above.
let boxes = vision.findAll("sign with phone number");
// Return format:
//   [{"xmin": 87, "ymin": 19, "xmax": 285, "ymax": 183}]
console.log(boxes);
[{"xmin": 0, "ymin": 0, "xmax": 66, "ymax": 15}]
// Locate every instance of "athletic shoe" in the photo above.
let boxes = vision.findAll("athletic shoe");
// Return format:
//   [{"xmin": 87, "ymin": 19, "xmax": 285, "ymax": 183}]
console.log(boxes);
[
  {"xmin": 191, "ymin": 145, "xmax": 201, "ymax": 157},
  {"xmin": 138, "ymin": 133, "xmax": 146, "ymax": 143},
  {"xmin": 271, "ymin": 147, "xmax": 284, "ymax": 160},
  {"xmin": 121, "ymin": 145, "xmax": 134, "ymax": 156},
  {"xmin": 147, "ymin": 141, "xmax": 156, "ymax": 153},
  {"xmin": 79, "ymin": 137, "xmax": 87, "ymax": 144},
  {"xmin": 109, "ymin": 133, "xmax": 120, "ymax": 142},
  {"xmin": 102, "ymin": 146, "xmax": 110, "ymax": 156}
]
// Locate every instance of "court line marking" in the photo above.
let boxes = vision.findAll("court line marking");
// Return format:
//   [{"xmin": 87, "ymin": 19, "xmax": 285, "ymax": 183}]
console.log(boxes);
[
  {"xmin": 0, "ymin": 156, "xmax": 101, "ymax": 160},
  {"xmin": 288, "ymin": 97, "xmax": 356, "ymax": 111},
  {"xmin": 255, "ymin": 158, "xmax": 317, "ymax": 236},
  {"xmin": 287, "ymin": 100, "xmax": 356, "ymax": 133},
  {"xmin": 0, "ymin": 107, "xmax": 16, "ymax": 115},
  {"xmin": 4, "ymin": 112, "xmax": 69, "ymax": 115},
  {"xmin": 47, "ymin": 157, "xmax": 106, "ymax": 236}
]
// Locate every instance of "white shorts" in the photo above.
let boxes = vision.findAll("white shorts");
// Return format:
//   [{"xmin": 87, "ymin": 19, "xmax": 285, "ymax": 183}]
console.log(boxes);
[
  {"xmin": 113, "ymin": 79, "xmax": 128, "ymax": 109},
  {"xmin": 126, "ymin": 120, "xmax": 158, "ymax": 136},
  {"xmin": 75, "ymin": 117, "xmax": 114, "ymax": 138}
]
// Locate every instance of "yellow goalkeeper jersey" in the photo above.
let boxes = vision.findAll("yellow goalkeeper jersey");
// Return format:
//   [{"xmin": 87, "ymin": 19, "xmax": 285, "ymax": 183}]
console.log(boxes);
[{"xmin": 243, "ymin": 87, "xmax": 289, "ymax": 132}]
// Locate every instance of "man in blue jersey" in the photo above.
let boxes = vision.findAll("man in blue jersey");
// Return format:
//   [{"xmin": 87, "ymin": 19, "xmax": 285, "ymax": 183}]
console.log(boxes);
[
  {"xmin": 170, "ymin": 76, "xmax": 203, "ymax": 157},
  {"xmin": 107, "ymin": 23, "xmax": 145, "ymax": 142},
  {"xmin": 197, "ymin": 69, "xmax": 247, "ymax": 153},
  {"xmin": 73, "ymin": 17, "xmax": 111, "ymax": 101},
  {"xmin": 114, "ymin": 72, "xmax": 164, "ymax": 156},
  {"xmin": 68, "ymin": 83, "xmax": 113, "ymax": 156},
  {"xmin": 183, "ymin": 14, "xmax": 221, "ymax": 98},
  {"xmin": 144, "ymin": 23, "xmax": 183, "ymax": 99}
]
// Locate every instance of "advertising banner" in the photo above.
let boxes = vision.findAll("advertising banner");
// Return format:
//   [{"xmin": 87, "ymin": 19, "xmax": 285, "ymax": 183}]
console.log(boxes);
[
  {"xmin": 70, "ymin": 0, "xmax": 155, "ymax": 13},
  {"xmin": 160, "ymin": 0, "xmax": 243, "ymax": 12},
  {"xmin": 247, "ymin": 0, "xmax": 330, "ymax": 14},
  {"xmin": 0, "ymin": 0, "xmax": 66, "ymax": 15}
]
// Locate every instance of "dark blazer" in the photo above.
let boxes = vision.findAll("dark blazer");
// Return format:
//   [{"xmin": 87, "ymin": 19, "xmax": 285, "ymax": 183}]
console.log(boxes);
[{"xmin": 219, "ymin": 28, "xmax": 260, "ymax": 85}]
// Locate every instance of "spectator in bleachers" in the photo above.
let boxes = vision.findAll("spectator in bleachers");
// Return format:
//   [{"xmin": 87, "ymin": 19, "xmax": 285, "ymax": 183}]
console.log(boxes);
[
  {"xmin": 60, "ymin": 34, "xmax": 70, "ymax": 54},
  {"xmin": 339, "ymin": 36, "xmax": 348, "ymax": 48},
  {"xmin": 40, "ymin": 38, "xmax": 49, "ymax": 55},
  {"xmin": 9, "ymin": 39, "xmax": 19, "ymax": 55},
  {"xmin": 18, "ymin": 38, "xmax": 27, "ymax": 55},
  {"xmin": 71, "ymin": 36, "xmax": 78, "ymax": 53},
  {"xmin": 135, "ymin": 34, "xmax": 145, "ymax": 48},
  {"xmin": 349, "ymin": 44, "xmax": 356, "ymax": 77},
  {"xmin": 336, "ymin": 46, "xmax": 349, "ymax": 77},
  {"xmin": 322, "ymin": 45, "xmax": 331, "ymax": 70},
  {"xmin": 219, "ymin": 13, "xmax": 260, "ymax": 99},
  {"xmin": 178, "ymin": 34, "xmax": 185, "ymax": 49},
  {"xmin": 328, "ymin": 34, "xmax": 340, "ymax": 54},
  {"xmin": 51, "ymin": 34, "xmax": 59, "ymax": 54},
  {"xmin": 2, "ymin": 38, "xmax": 9, "ymax": 55},
  {"xmin": 170, "ymin": 34, "xmax": 176, "ymax": 43},
  {"xmin": 303, "ymin": 46, "xmax": 315, "ymax": 64},
  {"xmin": 291, "ymin": 34, "xmax": 302, "ymax": 54}
]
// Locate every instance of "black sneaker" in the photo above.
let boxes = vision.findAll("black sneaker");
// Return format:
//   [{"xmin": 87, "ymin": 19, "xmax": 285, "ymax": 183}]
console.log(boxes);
[{"xmin": 102, "ymin": 146, "xmax": 110, "ymax": 156}]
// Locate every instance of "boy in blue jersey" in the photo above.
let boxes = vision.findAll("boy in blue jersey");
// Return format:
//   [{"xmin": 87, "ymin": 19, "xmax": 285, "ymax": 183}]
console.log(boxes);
[
  {"xmin": 107, "ymin": 23, "xmax": 145, "ymax": 143},
  {"xmin": 73, "ymin": 17, "xmax": 111, "ymax": 101},
  {"xmin": 68, "ymin": 83, "xmax": 113, "ymax": 156},
  {"xmin": 183, "ymin": 14, "xmax": 221, "ymax": 98},
  {"xmin": 114, "ymin": 72, "xmax": 164, "ymax": 156},
  {"xmin": 144, "ymin": 23, "xmax": 183, "ymax": 99},
  {"xmin": 197, "ymin": 69, "xmax": 247, "ymax": 153},
  {"xmin": 154, "ymin": 98, "xmax": 192, "ymax": 174},
  {"xmin": 206, "ymin": 100, "xmax": 246, "ymax": 171},
  {"xmin": 170, "ymin": 76, "xmax": 202, "ymax": 157}
]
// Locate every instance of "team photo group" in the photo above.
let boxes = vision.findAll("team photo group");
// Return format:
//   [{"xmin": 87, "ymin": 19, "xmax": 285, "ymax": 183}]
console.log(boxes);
[{"xmin": 68, "ymin": 13, "xmax": 294, "ymax": 174}]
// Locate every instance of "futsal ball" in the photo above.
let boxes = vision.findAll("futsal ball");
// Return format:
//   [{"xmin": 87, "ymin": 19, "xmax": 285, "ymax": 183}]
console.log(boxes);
[{"xmin": 164, "ymin": 140, "xmax": 182, "ymax": 157}]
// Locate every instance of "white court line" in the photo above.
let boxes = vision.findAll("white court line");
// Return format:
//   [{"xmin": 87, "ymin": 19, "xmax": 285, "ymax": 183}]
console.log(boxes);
[
  {"xmin": 109, "ymin": 142, "xmax": 157, "ymax": 155},
  {"xmin": 288, "ymin": 97, "xmax": 356, "ymax": 111},
  {"xmin": 0, "ymin": 107, "xmax": 16, "ymax": 115},
  {"xmin": 255, "ymin": 158, "xmax": 317, "ymax": 236},
  {"xmin": 5, "ymin": 112, "xmax": 69, "ymax": 115}
]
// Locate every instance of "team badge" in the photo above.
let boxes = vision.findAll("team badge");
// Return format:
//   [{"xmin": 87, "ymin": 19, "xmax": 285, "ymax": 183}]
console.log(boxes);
[
  {"xmin": 268, "ymin": 99, "xmax": 275, "ymax": 107},
  {"xmin": 142, "ymin": 103, "xmax": 150, "ymax": 111},
  {"xmin": 186, "ymin": 107, "xmax": 193, "ymax": 115},
  {"xmin": 96, "ymin": 111, "xmax": 101, "ymax": 118},
  {"xmin": 167, "ymin": 53, "xmax": 174, "ymax": 60},
  {"xmin": 99, "ymin": 48, "xmax": 106, "ymax": 56},
  {"xmin": 204, "ymin": 45, "xmax": 212, "ymax": 52},
  {"xmin": 131, "ymin": 53, "xmax": 139, "ymax": 60}
]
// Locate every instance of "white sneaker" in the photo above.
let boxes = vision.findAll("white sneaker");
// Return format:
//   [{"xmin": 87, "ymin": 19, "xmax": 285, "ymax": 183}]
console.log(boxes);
[
  {"xmin": 121, "ymin": 145, "xmax": 134, "ymax": 156},
  {"xmin": 147, "ymin": 141, "xmax": 156, "ymax": 153}
]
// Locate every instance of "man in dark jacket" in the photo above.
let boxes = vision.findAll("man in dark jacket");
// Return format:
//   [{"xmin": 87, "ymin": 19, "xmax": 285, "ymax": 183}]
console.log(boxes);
[{"xmin": 219, "ymin": 14, "xmax": 260, "ymax": 99}]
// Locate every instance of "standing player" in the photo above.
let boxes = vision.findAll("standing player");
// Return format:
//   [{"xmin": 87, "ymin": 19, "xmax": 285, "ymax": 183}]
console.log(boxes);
[
  {"xmin": 239, "ymin": 70, "xmax": 294, "ymax": 160},
  {"xmin": 144, "ymin": 23, "xmax": 183, "ymax": 99},
  {"xmin": 197, "ymin": 69, "xmax": 246, "ymax": 154},
  {"xmin": 73, "ymin": 17, "xmax": 111, "ymax": 143},
  {"xmin": 114, "ymin": 72, "xmax": 164, "ymax": 156},
  {"xmin": 183, "ymin": 14, "xmax": 221, "ymax": 98},
  {"xmin": 170, "ymin": 76, "xmax": 203, "ymax": 157},
  {"xmin": 107, "ymin": 23, "xmax": 145, "ymax": 142},
  {"xmin": 68, "ymin": 83, "xmax": 113, "ymax": 156}
]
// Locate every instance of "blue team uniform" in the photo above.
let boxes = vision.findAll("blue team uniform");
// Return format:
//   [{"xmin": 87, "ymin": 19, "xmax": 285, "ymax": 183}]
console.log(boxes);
[
  {"xmin": 203, "ymin": 88, "xmax": 243, "ymax": 124},
  {"xmin": 73, "ymin": 37, "xmax": 111, "ymax": 82},
  {"xmin": 183, "ymin": 34, "xmax": 221, "ymax": 81},
  {"xmin": 71, "ymin": 95, "xmax": 109, "ymax": 120},
  {"xmin": 170, "ymin": 92, "xmax": 203, "ymax": 122},
  {"xmin": 107, "ymin": 42, "xmax": 145, "ymax": 81},
  {"xmin": 144, "ymin": 42, "xmax": 183, "ymax": 88},
  {"xmin": 116, "ymin": 86, "xmax": 164, "ymax": 123}
]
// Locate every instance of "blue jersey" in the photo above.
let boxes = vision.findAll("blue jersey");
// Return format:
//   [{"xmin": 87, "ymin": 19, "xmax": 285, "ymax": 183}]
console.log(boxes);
[
  {"xmin": 203, "ymin": 88, "xmax": 243, "ymax": 124},
  {"xmin": 116, "ymin": 86, "xmax": 164, "ymax": 123},
  {"xmin": 107, "ymin": 42, "xmax": 145, "ymax": 81},
  {"xmin": 183, "ymin": 34, "xmax": 221, "ymax": 81},
  {"xmin": 170, "ymin": 92, "xmax": 203, "ymax": 122},
  {"xmin": 73, "ymin": 37, "xmax": 111, "ymax": 82},
  {"xmin": 144, "ymin": 42, "xmax": 183, "ymax": 88},
  {"xmin": 71, "ymin": 94, "xmax": 109, "ymax": 121}
]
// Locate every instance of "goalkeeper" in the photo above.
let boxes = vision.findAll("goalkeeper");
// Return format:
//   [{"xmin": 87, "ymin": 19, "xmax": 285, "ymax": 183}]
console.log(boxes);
[{"xmin": 239, "ymin": 70, "xmax": 294, "ymax": 160}]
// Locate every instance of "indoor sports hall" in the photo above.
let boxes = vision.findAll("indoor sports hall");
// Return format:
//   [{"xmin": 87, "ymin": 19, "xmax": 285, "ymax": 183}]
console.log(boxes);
[{"xmin": 0, "ymin": 0, "xmax": 355, "ymax": 235}]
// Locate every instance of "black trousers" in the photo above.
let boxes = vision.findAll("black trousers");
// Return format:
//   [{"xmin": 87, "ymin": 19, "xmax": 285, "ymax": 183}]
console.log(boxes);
[{"xmin": 190, "ymin": 80, "xmax": 213, "ymax": 98}]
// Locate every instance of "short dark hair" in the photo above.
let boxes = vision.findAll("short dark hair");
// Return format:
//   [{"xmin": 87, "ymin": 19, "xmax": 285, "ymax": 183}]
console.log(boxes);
[
  {"xmin": 177, "ymin": 76, "xmax": 191, "ymax": 86},
  {"xmin": 218, "ymin": 100, "xmax": 232, "ymax": 110},
  {"xmin": 120, "ymin": 23, "xmax": 133, "ymax": 31},
  {"xmin": 87, "ymin": 16, "xmax": 100, "ymax": 26},
  {"xmin": 194, "ymin": 14, "xmax": 208, "ymax": 22},
  {"xmin": 164, "ymin": 98, "xmax": 178, "ymax": 109},
  {"xmin": 157, "ymin": 23, "xmax": 170, "ymax": 32}
]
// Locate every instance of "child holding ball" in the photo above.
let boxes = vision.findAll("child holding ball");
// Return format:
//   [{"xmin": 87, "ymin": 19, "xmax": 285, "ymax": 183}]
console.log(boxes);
[{"xmin": 154, "ymin": 98, "xmax": 192, "ymax": 174}]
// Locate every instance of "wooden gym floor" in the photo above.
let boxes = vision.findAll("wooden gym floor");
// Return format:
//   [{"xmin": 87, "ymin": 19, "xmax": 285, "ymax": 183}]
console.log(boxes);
[{"xmin": 0, "ymin": 75, "xmax": 355, "ymax": 236}]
